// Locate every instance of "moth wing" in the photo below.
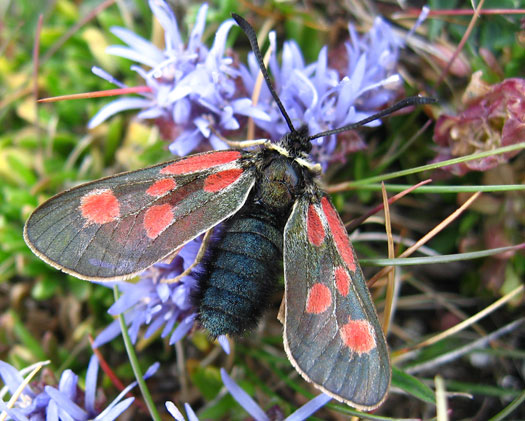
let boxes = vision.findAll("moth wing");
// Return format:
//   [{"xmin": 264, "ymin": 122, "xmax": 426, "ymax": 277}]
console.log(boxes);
[
  {"xmin": 24, "ymin": 150, "xmax": 256, "ymax": 281},
  {"xmin": 283, "ymin": 193, "xmax": 390, "ymax": 410}
]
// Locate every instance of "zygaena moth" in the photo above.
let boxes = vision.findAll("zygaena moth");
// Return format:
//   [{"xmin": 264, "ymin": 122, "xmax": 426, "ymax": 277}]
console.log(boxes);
[{"xmin": 24, "ymin": 13, "xmax": 435, "ymax": 410}]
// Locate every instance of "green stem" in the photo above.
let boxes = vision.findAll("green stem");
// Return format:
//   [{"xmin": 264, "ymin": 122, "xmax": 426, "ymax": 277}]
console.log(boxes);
[
  {"xmin": 113, "ymin": 285, "xmax": 162, "ymax": 421},
  {"xmin": 488, "ymin": 389, "xmax": 525, "ymax": 421},
  {"xmin": 346, "ymin": 142, "xmax": 525, "ymax": 188},
  {"xmin": 360, "ymin": 244, "xmax": 525, "ymax": 266},
  {"xmin": 348, "ymin": 184, "xmax": 525, "ymax": 193}
]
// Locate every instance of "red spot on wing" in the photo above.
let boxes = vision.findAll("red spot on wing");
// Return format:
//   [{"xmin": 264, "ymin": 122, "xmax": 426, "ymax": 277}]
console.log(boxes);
[
  {"xmin": 334, "ymin": 266, "xmax": 350, "ymax": 296},
  {"xmin": 203, "ymin": 168, "xmax": 243, "ymax": 192},
  {"xmin": 143, "ymin": 204, "xmax": 173, "ymax": 239},
  {"xmin": 146, "ymin": 178, "xmax": 177, "ymax": 196},
  {"xmin": 306, "ymin": 283, "xmax": 332, "ymax": 314},
  {"xmin": 307, "ymin": 204, "xmax": 325, "ymax": 246},
  {"xmin": 80, "ymin": 189, "xmax": 120, "ymax": 224},
  {"xmin": 339, "ymin": 318, "xmax": 376, "ymax": 355},
  {"xmin": 321, "ymin": 196, "xmax": 356, "ymax": 271},
  {"xmin": 161, "ymin": 151, "xmax": 242, "ymax": 175}
]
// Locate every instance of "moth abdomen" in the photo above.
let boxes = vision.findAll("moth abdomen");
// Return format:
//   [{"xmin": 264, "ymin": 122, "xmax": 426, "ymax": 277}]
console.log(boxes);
[{"xmin": 196, "ymin": 204, "xmax": 285, "ymax": 337}]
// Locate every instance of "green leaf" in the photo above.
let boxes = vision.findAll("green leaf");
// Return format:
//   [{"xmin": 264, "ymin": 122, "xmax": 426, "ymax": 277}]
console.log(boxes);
[
  {"xmin": 10, "ymin": 310, "xmax": 48, "ymax": 362},
  {"xmin": 392, "ymin": 366, "xmax": 436, "ymax": 404},
  {"xmin": 446, "ymin": 379, "xmax": 522, "ymax": 398},
  {"xmin": 6, "ymin": 154, "xmax": 37, "ymax": 186},
  {"xmin": 32, "ymin": 275, "xmax": 60, "ymax": 300},
  {"xmin": 191, "ymin": 365, "xmax": 223, "ymax": 400}
]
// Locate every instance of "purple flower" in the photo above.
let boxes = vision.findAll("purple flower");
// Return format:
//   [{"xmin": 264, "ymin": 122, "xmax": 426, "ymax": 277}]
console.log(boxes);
[
  {"xmin": 93, "ymin": 237, "xmax": 201, "ymax": 348},
  {"xmin": 240, "ymin": 18, "xmax": 404, "ymax": 167},
  {"xmin": 164, "ymin": 370, "xmax": 331, "ymax": 420},
  {"xmin": 89, "ymin": 1, "xmax": 269, "ymax": 156},
  {"xmin": 220, "ymin": 368, "xmax": 332, "ymax": 421},
  {"xmin": 0, "ymin": 357, "xmax": 158, "ymax": 421}
]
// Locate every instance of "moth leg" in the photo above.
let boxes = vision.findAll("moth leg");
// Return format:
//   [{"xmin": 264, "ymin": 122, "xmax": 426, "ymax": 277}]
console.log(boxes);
[
  {"xmin": 162, "ymin": 229, "xmax": 214, "ymax": 284},
  {"xmin": 277, "ymin": 296, "xmax": 286, "ymax": 324},
  {"xmin": 224, "ymin": 138, "xmax": 269, "ymax": 148},
  {"xmin": 207, "ymin": 121, "xmax": 269, "ymax": 149}
]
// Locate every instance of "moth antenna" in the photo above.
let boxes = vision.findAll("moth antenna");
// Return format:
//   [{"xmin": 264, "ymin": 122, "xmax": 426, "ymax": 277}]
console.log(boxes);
[
  {"xmin": 232, "ymin": 13, "xmax": 296, "ymax": 133},
  {"xmin": 308, "ymin": 96, "xmax": 437, "ymax": 141}
]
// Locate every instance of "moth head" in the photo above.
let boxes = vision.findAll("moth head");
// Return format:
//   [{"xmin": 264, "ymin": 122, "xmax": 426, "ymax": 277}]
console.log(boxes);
[{"xmin": 279, "ymin": 126, "xmax": 311, "ymax": 156}]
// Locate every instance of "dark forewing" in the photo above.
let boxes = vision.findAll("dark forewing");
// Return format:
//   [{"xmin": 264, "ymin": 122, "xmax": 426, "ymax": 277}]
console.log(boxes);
[
  {"xmin": 24, "ymin": 150, "xmax": 256, "ymax": 281},
  {"xmin": 283, "ymin": 193, "xmax": 390, "ymax": 410}
]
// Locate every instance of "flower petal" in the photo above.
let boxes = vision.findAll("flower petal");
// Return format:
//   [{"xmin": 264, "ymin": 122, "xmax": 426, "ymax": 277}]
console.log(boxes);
[
  {"xmin": 161, "ymin": 313, "xmax": 178, "ymax": 338},
  {"xmin": 187, "ymin": 4, "xmax": 208, "ymax": 52},
  {"xmin": 137, "ymin": 106, "xmax": 166, "ymax": 120},
  {"xmin": 92, "ymin": 319, "xmax": 122, "ymax": 348},
  {"xmin": 145, "ymin": 316, "xmax": 166, "ymax": 338},
  {"xmin": 110, "ymin": 26, "xmax": 164, "ymax": 63},
  {"xmin": 0, "ymin": 361, "xmax": 26, "ymax": 394},
  {"xmin": 58, "ymin": 370, "xmax": 78, "ymax": 400},
  {"xmin": 95, "ymin": 397, "xmax": 135, "ymax": 421},
  {"xmin": 220, "ymin": 368, "xmax": 269, "ymax": 421},
  {"xmin": 285, "ymin": 393, "xmax": 332, "ymax": 421},
  {"xmin": 208, "ymin": 134, "xmax": 229, "ymax": 151},
  {"xmin": 184, "ymin": 402, "xmax": 199, "ymax": 421},
  {"xmin": 231, "ymin": 99, "xmax": 271, "ymax": 121},
  {"xmin": 88, "ymin": 98, "xmax": 152, "ymax": 128},
  {"xmin": 165, "ymin": 401, "xmax": 185, "ymax": 421},
  {"xmin": 91, "ymin": 66, "xmax": 126, "ymax": 88},
  {"xmin": 0, "ymin": 400, "xmax": 30, "ymax": 421},
  {"xmin": 106, "ymin": 45, "xmax": 161, "ymax": 68},
  {"xmin": 84, "ymin": 356, "xmax": 99, "ymax": 414},
  {"xmin": 46, "ymin": 400, "xmax": 59, "ymax": 421},
  {"xmin": 149, "ymin": 0, "xmax": 182, "ymax": 51},
  {"xmin": 208, "ymin": 20, "xmax": 235, "ymax": 64},
  {"xmin": 45, "ymin": 386, "xmax": 87, "ymax": 420},
  {"xmin": 169, "ymin": 313, "xmax": 196, "ymax": 344},
  {"xmin": 218, "ymin": 335, "xmax": 230, "ymax": 355},
  {"xmin": 169, "ymin": 129, "xmax": 202, "ymax": 156}
]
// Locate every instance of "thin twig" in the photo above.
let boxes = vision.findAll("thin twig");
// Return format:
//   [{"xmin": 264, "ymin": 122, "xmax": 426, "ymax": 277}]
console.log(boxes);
[
  {"xmin": 368, "ymin": 191, "xmax": 481, "ymax": 287},
  {"xmin": 345, "ymin": 179, "xmax": 432, "ymax": 231},
  {"xmin": 38, "ymin": 86, "xmax": 152, "ymax": 103},
  {"xmin": 381, "ymin": 182, "xmax": 395, "ymax": 335},
  {"xmin": 33, "ymin": 14, "xmax": 43, "ymax": 136},
  {"xmin": 435, "ymin": 0, "xmax": 485, "ymax": 87},
  {"xmin": 404, "ymin": 317, "xmax": 525, "ymax": 374},
  {"xmin": 407, "ymin": 285, "xmax": 524, "ymax": 353}
]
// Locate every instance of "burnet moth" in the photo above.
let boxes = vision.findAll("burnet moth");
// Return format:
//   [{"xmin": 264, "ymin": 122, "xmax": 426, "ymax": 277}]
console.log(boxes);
[{"xmin": 24, "ymin": 13, "xmax": 435, "ymax": 410}]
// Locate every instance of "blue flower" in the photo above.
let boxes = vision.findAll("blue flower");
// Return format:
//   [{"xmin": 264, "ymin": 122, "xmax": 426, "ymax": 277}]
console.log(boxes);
[
  {"xmin": 220, "ymin": 368, "xmax": 332, "ymax": 421},
  {"xmin": 89, "ymin": 1, "xmax": 269, "ymax": 156},
  {"xmin": 166, "ymin": 401, "xmax": 198, "ymax": 421},
  {"xmin": 89, "ymin": 1, "xmax": 403, "ymax": 166},
  {"xmin": 0, "ymin": 357, "xmax": 158, "ymax": 421},
  {"xmin": 93, "ymin": 237, "xmax": 202, "ymax": 348},
  {"xmin": 240, "ymin": 18, "xmax": 404, "ymax": 167},
  {"xmin": 163, "ymin": 370, "xmax": 331, "ymax": 420}
]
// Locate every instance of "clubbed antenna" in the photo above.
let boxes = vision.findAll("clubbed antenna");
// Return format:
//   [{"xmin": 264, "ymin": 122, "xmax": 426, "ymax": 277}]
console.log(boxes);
[
  {"xmin": 232, "ymin": 13, "xmax": 437, "ymax": 143},
  {"xmin": 231, "ymin": 13, "xmax": 296, "ymax": 133},
  {"xmin": 308, "ymin": 96, "xmax": 437, "ymax": 141}
]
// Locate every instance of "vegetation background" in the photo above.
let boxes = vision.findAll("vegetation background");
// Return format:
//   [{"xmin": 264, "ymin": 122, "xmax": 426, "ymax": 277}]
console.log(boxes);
[{"xmin": 0, "ymin": 0, "xmax": 523, "ymax": 419}]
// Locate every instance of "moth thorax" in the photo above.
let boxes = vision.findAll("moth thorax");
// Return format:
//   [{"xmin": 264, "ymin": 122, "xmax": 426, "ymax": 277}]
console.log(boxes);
[{"xmin": 257, "ymin": 158, "xmax": 302, "ymax": 212}]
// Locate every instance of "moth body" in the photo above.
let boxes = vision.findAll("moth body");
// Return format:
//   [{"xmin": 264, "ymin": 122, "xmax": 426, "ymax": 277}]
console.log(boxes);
[{"xmin": 196, "ymin": 143, "xmax": 312, "ymax": 337}]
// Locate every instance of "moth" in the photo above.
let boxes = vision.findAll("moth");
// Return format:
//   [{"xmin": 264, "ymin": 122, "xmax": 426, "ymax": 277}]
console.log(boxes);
[{"xmin": 24, "ymin": 13, "xmax": 434, "ymax": 410}]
